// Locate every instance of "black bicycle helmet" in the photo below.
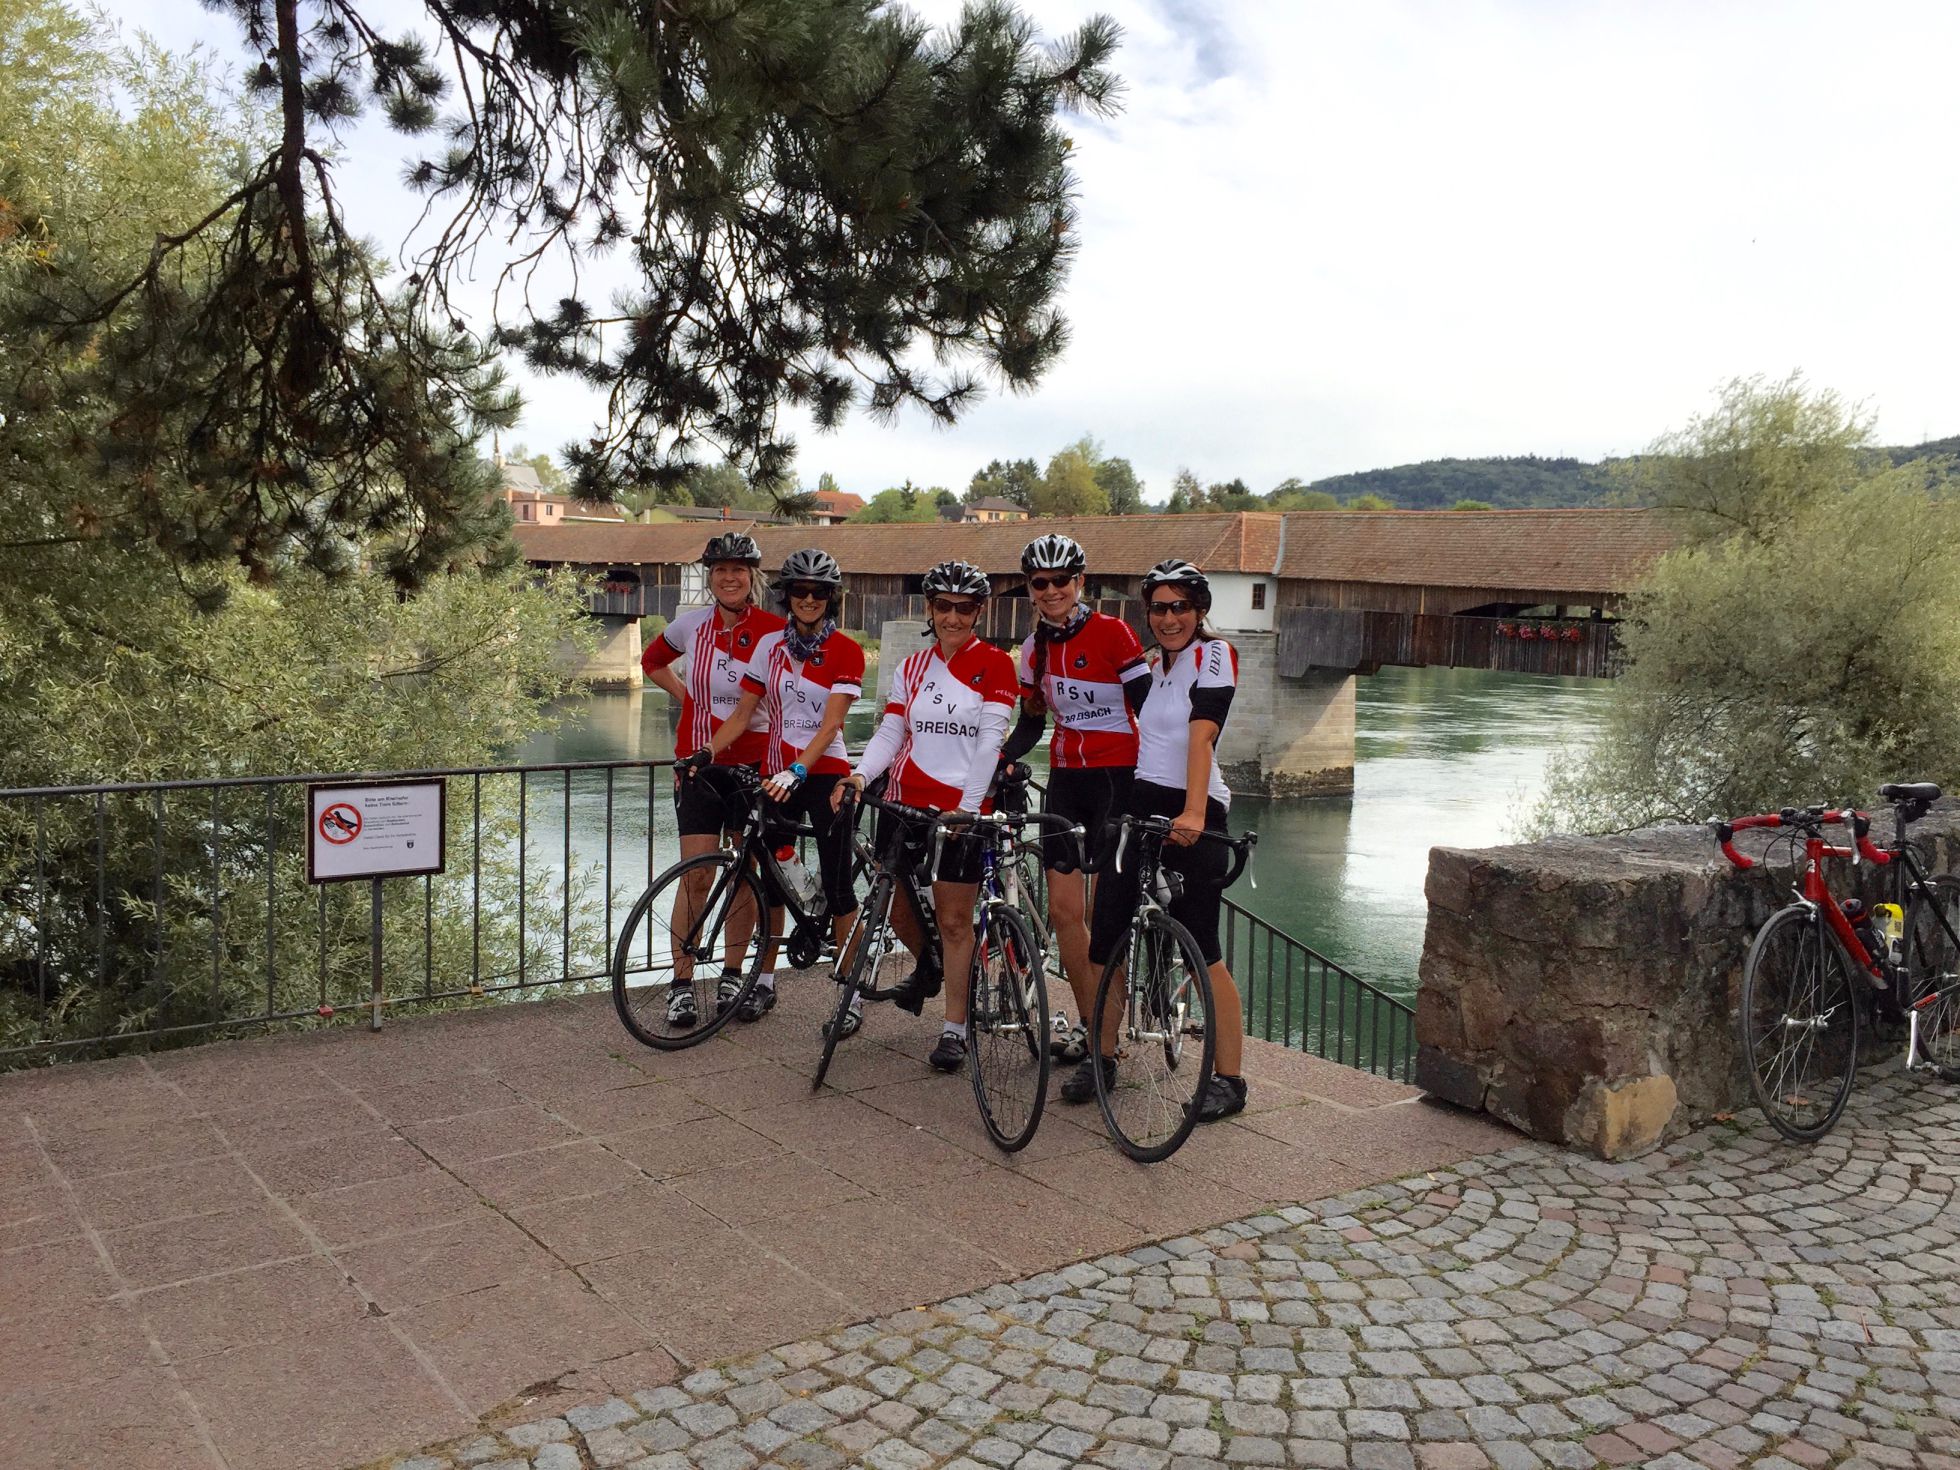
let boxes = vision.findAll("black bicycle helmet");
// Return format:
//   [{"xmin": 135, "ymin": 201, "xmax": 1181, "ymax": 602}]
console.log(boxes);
[
  {"xmin": 700, "ymin": 531, "xmax": 762, "ymax": 565},
  {"xmin": 1141, "ymin": 557, "xmax": 1212, "ymax": 612},
  {"xmin": 776, "ymin": 547, "xmax": 842, "ymax": 586},
  {"xmin": 1020, "ymin": 533, "xmax": 1086, "ymax": 576},
  {"xmin": 921, "ymin": 560, "xmax": 991, "ymax": 599}
]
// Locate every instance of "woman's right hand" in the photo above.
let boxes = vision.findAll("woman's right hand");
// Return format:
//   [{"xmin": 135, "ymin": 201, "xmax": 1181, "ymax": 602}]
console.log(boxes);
[{"xmin": 831, "ymin": 774, "xmax": 864, "ymax": 812}]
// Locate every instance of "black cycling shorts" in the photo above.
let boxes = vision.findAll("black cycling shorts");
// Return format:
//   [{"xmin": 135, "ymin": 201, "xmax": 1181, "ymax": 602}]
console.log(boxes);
[
  {"xmin": 1087, "ymin": 782, "xmax": 1231, "ymax": 968},
  {"xmin": 756, "ymin": 773, "xmax": 858, "ymax": 917},
  {"xmin": 1041, "ymin": 766, "xmax": 1133, "ymax": 873},
  {"xmin": 672, "ymin": 763, "xmax": 755, "ymax": 838},
  {"xmin": 874, "ymin": 804, "xmax": 983, "ymax": 888}
]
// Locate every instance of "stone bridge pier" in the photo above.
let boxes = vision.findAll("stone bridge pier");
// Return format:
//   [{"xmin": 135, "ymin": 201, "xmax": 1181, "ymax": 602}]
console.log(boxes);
[{"xmin": 1217, "ymin": 631, "xmax": 1358, "ymax": 798}]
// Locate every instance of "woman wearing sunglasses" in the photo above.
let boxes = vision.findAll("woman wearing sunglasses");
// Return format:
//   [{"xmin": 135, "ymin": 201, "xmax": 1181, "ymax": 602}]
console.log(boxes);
[
  {"xmin": 1084, "ymin": 558, "xmax": 1250, "ymax": 1121},
  {"xmin": 693, "ymin": 549, "xmax": 865, "ymax": 1019},
  {"xmin": 831, "ymin": 560, "xmax": 1018, "ymax": 1070},
  {"xmin": 999, "ymin": 533, "xmax": 1153, "ymax": 1096}
]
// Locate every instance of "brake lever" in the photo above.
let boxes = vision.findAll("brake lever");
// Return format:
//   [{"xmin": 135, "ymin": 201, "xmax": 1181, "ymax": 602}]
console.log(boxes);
[{"xmin": 1113, "ymin": 821, "xmax": 1130, "ymax": 876}]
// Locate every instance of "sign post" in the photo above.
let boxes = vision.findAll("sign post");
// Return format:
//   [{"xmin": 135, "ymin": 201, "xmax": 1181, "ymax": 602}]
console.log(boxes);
[{"xmin": 307, "ymin": 780, "xmax": 447, "ymax": 1031}]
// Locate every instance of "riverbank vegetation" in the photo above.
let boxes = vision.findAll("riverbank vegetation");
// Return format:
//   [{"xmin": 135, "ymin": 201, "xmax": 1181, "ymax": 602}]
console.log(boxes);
[{"xmin": 1533, "ymin": 375, "xmax": 1960, "ymax": 834}]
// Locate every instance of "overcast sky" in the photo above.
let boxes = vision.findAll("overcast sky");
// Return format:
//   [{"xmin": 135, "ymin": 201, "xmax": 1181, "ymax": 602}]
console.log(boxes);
[{"xmin": 123, "ymin": 0, "xmax": 1960, "ymax": 501}]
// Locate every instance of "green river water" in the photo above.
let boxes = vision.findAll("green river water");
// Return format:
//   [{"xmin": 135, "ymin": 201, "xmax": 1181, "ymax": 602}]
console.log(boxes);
[{"xmin": 513, "ymin": 664, "xmax": 1609, "ymax": 1003}]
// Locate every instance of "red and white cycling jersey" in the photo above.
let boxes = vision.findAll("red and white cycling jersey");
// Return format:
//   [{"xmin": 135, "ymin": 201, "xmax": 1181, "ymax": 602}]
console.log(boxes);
[
  {"xmin": 884, "ymin": 637, "xmax": 1019, "ymax": 811},
  {"xmin": 1017, "ymin": 612, "xmax": 1148, "ymax": 769},
  {"xmin": 1136, "ymin": 636, "xmax": 1238, "ymax": 808},
  {"xmin": 738, "ymin": 629, "xmax": 864, "ymax": 776},
  {"xmin": 641, "ymin": 603, "xmax": 784, "ymax": 764}
]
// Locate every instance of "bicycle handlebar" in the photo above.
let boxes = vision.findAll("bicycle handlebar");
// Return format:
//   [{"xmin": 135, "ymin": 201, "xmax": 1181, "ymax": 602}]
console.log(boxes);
[
  {"xmin": 1710, "ymin": 806, "xmax": 1888, "ymax": 871},
  {"xmin": 1111, "ymin": 815, "xmax": 1259, "ymax": 889}
]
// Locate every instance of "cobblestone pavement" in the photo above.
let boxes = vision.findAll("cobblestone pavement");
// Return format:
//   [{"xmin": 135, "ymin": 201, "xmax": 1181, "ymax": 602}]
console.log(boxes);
[{"xmin": 385, "ymin": 1068, "xmax": 1960, "ymax": 1470}]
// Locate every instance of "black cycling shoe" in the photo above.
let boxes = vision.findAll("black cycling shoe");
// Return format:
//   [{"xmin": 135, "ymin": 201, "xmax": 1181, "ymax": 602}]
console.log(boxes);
[
  {"xmin": 821, "ymin": 1005, "xmax": 863, "ymax": 1042},
  {"xmin": 714, "ymin": 974, "xmax": 744, "ymax": 1016},
  {"xmin": 735, "ymin": 985, "xmax": 777, "ymax": 1023},
  {"xmin": 666, "ymin": 986, "xmax": 699, "ymax": 1029},
  {"xmin": 928, "ymin": 1033, "xmax": 967, "ymax": 1073},
  {"xmin": 890, "ymin": 965, "xmax": 944, "ymax": 1017},
  {"xmin": 1059, "ymin": 1055, "xmax": 1114, "ymax": 1104},
  {"xmin": 1196, "ymin": 1073, "xmax": 1248, "ymax": 1123}
]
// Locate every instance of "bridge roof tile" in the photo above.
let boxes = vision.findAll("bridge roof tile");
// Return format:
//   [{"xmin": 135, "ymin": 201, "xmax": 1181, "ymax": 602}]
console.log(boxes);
[{"xmin": 1275, "ymin": 508, "xmax": 1680, "ymax": 594}]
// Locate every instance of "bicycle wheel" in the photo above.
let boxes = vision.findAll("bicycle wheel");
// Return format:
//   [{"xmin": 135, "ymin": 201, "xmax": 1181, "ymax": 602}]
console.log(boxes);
[
  {"xmin": 1737, "ymin": 904, "xmax": 1860, "ymax": 1142},
  {"xmin": 813, "ymin": 880, "xmax": 907, "ymax": 1090},
  {"xmin": 1090, "ymin": 909, "xmax": 1215, "ymax": 1163},
  {"xmin": 967, "ymin": 905, "xmax": 1048, "ymax": 1152},
  {"xmin": 1904, "ymin": 874, "xmax": 1960, "ymax": 1081},
  {"xmin": 612, "ymin": 853, "xmax": 767, "ymax": 1051}
]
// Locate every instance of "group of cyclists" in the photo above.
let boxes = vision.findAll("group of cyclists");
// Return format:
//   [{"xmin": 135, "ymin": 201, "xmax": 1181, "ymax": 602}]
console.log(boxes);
[{"xmin": 643, "ymin": 528, "xmax": 1251, "ymax": 1125}]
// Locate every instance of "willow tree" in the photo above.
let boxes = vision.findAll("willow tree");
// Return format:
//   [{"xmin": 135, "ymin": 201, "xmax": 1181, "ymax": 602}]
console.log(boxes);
[{"xmin": 5, "ymin": 0, "xmax": 1121, "ymax": 589}]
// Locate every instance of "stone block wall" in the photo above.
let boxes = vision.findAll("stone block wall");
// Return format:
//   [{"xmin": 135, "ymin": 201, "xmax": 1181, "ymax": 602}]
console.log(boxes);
[
  {"xmin": 1217, "ymin": 632, "xmax": 1357, "ymax": 798},
  {"xmin": 1415, "ymin": 803, "xmax": 1960, "ymax": 1158}
]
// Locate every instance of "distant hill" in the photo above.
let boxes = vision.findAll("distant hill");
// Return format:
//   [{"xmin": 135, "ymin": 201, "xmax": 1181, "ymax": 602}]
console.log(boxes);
[{"xmin": 1305, "ymin": 438, "xmax": 1960, "ymax": 510}]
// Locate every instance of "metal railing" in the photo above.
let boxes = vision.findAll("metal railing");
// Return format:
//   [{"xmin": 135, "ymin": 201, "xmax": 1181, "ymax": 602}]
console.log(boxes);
[
  {"xmin": 1, "ymin": 759, "xmax": 1414, "ymax": 1082},
  {"xmin": 1224, "ymin": 898, "xmax": 1416, "ymax": 1082}
]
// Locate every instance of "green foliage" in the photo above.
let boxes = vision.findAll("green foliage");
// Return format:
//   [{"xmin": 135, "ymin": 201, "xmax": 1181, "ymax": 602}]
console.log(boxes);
[
  {"xmin": 854, "ymin": 480, "xmax": 938, "ymax": 523},
  {"xmin": 1095, "ymin": 456, "xmax": 1144, "ymax": 515},
  {"xmin": 1449, "ymin": 499, "xmax": 1494, "ymax": 511},
  {"xmin": 967, "ymin": 457, "xmax": 1042, "ymax": 508},
  {"xmin": 1268, "ymin": 483, "xmax": 1339, "ymax": 511},
  {"xmin": 1208, "ymin": 477, "xmax": 1258, "ymax": 512},
  {"xmin": 1035, "ymin": 442, "xmax": 1109, "ymax": 517},
  {"xmin": 1345, "ymin": 492, "xmax": 1395, "ymax": 511},
  {"xmin": 1534, "ymin": 376, "xmax": 1960, "ymax": 834},
  {"xmin": 1166, "ymin": 468, "xmax": 1206, "ymax": 514}
]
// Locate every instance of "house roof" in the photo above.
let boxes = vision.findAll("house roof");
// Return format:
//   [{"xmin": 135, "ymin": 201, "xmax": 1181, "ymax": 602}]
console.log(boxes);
[
  {"xmin": 512, "ymin": 508, "xmax": 1681, "ymax": 594},
  {"xmin": 968, "ymin": 496, "xmax": 1027, "ymax": 513},
  {"xmin": 498, "ymin": 462, "xmax": 547, "ymax": 497},
  {"xmin": 811, "ymin": 489, "xmax": 866, "ymax": 514}
]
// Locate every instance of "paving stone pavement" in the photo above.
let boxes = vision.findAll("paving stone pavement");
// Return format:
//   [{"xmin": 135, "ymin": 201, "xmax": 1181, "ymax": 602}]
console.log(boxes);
[{"xmin": 383, "ymin": 1068, "xmax": 1960, "ymax": 1470}]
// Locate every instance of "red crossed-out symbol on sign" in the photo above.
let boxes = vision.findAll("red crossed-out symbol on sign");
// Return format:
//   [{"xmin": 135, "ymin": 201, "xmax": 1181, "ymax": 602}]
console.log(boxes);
[{"xmin": 319, "ymin": 803, "xmax": 362, "ymax": 845}]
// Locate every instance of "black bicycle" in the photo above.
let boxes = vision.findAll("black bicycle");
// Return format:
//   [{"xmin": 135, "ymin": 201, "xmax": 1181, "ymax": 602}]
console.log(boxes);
[
  {"xmin": 1089, "ymin": 815, "xmax": 1257, "ymax": 1162},
  {"xmin": 611, "ymin": 765, "xmax": 842, "ymax": 1051}
]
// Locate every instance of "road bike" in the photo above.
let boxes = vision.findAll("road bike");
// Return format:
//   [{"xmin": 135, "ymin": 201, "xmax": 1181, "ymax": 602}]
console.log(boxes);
[
  {"xmin": 1714, "ymin": 781, "xmax": 1960, "ymax": 1142},
  {"xmin": 611, "ymin": 765, "xmax": 843, "ymax": 1050},
  {"xmin": 1088, "ymin": 815, "xmax": 1257, "ymax": 1163}
]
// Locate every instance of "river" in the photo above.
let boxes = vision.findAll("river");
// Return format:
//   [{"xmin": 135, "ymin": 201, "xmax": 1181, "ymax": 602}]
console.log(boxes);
[{"xmin": 512, "ymin": 664, "xmax": 1608, "ymax": 1002}]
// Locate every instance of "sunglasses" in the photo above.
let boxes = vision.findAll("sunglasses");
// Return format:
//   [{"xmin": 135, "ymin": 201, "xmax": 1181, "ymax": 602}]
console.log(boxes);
[
  {"xmin": 786, "ymin": 584, "xmax": 832, "ymax": 601},
  {"xmin": 1147, "ymin": 599, "xmax": 1197, "ymax": 617},
  {"xmin": 1027, "ymin": 574, "xmax": 1076, "ymax": 592},
  {"xmin": 929, "ymin": 597, "xmax": 982, "ymax": 617}
]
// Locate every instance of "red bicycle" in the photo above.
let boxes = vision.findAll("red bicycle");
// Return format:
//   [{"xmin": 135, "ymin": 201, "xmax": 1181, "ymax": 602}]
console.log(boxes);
[{"xmin": 1714, "ymin": 782, "xmax": 1960, "ymax": 1142}]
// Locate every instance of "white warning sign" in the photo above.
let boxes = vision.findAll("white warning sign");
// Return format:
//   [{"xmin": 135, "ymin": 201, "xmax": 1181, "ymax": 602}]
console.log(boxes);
[{"xmin": 307, "ymin": 780, "xmax": 446, "ymax": 883}]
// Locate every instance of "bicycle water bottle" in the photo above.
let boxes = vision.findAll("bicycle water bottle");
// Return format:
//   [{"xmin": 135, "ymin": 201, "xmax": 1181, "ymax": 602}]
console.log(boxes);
[
  {"xmin": 777, "ymin": 845, "xmax": 819, "ymax": 910},
  {"xmin": 1842, "ymin": 899, "xmax": 1885, "ymax": 965},
  {"xmin": 1873, "ymin": 903, "xmax": 1906, "ymax": 965}
]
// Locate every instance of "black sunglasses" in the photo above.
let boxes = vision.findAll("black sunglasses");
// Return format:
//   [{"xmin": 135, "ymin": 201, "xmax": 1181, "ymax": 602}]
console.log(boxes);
[
  {"xmin": 786, "ymin": 583, "xmax": 832, "ymax": 600},
  {"xmin": 1147, "ymin": 599, "xmax": 1197, "ymax": 617},
  {"xmin": 1027, "ymin": 574, "xmax": 1076, "ymax": 592},
  {"xmin": 929, "ymin": 597, "xmax": 982, "ymax": 616}
]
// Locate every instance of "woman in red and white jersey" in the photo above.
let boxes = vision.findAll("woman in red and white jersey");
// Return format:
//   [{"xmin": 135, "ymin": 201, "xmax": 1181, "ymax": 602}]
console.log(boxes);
[
  {"xmin": 695, "ymin": 550, "xmax": 864, "ymax": 1020},
  {"xmin": 998, "ymin": 532, "xmax": 1153, "ymax": 1067},
  {"xmin": 641, "ymin": 532, "xmax": 785, "ymax": 1026},
  {"xmin": 832, "ymin": 560, "xmax": 1018, "ymax": 1071},
  {"xmin": 1080, "ymin": 558, "xmax": 1250, "ymax": 1120}
]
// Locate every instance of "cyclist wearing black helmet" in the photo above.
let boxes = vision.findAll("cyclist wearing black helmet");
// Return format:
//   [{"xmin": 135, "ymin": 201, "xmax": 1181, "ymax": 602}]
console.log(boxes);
[
  {"xmin": 642, "ymin": 532, "xmax": 785, "ymax": 1026},
  {"xmin": 1079, "ymin": 558, "xmax": 1250, "ymax": 1120},
  {"xmin": 695, "ymin": 549, "xmax": 864, "ymax": 1020},
  {"xmin": 831, "ymin": 559, "xmax": 1018, "ymax": 1071},
  {"xmin": 998, "ymin": 532, "xmax": 1153, "ymax": 1070}
]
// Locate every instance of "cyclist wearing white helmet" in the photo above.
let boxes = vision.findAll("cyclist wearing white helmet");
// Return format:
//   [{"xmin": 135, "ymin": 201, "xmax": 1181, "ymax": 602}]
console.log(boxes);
[
  {"xmin": 832, "ymin": 560, "xmax": 1018, "ymax": 1072},
  {"xmin": 998, "ymin": 532, "xmax": 1153, "ymax": 1072},
  {"xmin": 644, "ymin": 532, "xmax": 785, "ymax": 1026},
  {"xmin": 695, "ymin": 549, "xmax": 864, "ymax": 1020},
  {"xmin": 1080, "ymin": 558, "xmax": 1250, "ymax": 1120}
]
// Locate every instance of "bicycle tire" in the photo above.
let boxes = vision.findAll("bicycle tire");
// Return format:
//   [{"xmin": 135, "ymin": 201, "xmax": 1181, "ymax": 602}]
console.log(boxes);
[
  {"xmin": 967, "ymin": 904, "xmax": 1048, "ymax": 1153},
  {"xmin": 814, "ymin": 876, "xmax": 892, "ymax": 1091},
  {"xmin": 1090, "ymin": 908, "xmax": 1215, "ymax": 1163},
  {"xmin": 1737, "ymin": 904, "xmax": 1860, "ymax": 1142},
  {"xmin": 1011, "ymin": 846, "xmax": 1055, "ymax": 977},
  {"xmin": 612, "ymin": 853, "xmax": 767, "ymax": 1052},
  {"xmin": 1904, "ymin": 873, "xmax": 1960, "ymax": 1081}
]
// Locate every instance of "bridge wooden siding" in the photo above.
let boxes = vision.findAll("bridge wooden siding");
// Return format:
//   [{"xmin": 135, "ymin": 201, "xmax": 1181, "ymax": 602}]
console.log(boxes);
[{"xmin": 1277, "ymin": 607, "xmax": 1619, "ymax": 679}]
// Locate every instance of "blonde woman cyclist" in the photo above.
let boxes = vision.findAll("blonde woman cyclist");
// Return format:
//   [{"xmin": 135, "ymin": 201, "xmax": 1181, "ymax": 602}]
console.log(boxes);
[
  {"xmin": 1082, "ymin": 558, "xmax": 1250, "ymax": 1119},
  {"xmin": 643, "ymin": 532, "xmax": 784, "ymax": 1026},
  {"xmin": 693, "ymin": 549, "xmax": 864, "ymax": 1020},
  {"xmin": 831, "ymin": 560, "xmax": 1018, "ymax": 1070},
  {"xmin": 998, "ymin": 533, "xmax": 1153, "ymax": 1071}
]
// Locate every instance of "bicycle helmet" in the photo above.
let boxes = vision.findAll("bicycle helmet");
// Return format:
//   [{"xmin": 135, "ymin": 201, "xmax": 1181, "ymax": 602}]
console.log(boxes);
[
  {"xmin": 700, "ymin": 531, "xmax": 762, "ymax": 565},
  {"xmin": 1020, "ymin": 533, "xmax": 1086, "ymax": 576},
  {"xmin": 921, "ymin": 560, "xmax": 992, "ymax": 599},
  {"xmin": 776, "ymin": 547, "xmax": 841, "ymax": 586},
  {"xmin": 1140, "ymin": 557, "xmax": 1212, "ymax": 612}
]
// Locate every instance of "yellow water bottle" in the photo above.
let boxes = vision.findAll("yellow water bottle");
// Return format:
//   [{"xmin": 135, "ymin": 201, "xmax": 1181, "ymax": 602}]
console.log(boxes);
[{"xmin": 1873, "ymin": 903, "xmax": 1906, "ymax": 967}]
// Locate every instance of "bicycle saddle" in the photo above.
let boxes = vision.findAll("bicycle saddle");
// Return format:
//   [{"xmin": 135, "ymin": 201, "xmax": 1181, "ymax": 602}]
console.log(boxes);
[{"xmin": 1879, "ymin": 782, "xmax": 1943, "ymax": 802}]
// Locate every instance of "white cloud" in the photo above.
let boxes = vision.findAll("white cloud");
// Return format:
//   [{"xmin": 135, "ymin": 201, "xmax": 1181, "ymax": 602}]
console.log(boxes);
[{"xmin": 110, "ymin": 0, "xmax": 1960, "ymax": 498}]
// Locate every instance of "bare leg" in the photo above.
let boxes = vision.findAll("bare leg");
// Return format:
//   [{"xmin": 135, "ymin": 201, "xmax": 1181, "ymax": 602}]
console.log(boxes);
[
  {"xmin": 670, "ymin": 832, "xmax": 722, "ymax": 981},
  {"xmin": 1210, "ymin": 962, "xmax": 1244, "ymax": 1077},
  {"xmin": 1048, "ymin": 865, "xmax": 1095, "ymax": 1020},
  {"xmin": 934, "ymin": 881, "xmax": 979, "ymax": 1025}
]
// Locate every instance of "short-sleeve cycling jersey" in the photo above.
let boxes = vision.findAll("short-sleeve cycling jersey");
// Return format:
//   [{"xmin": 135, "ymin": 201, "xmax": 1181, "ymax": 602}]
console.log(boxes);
[
  {"xmin": 1136, "ymin": 636, "xmax": 1238, "ymax": 808},
  {"xmin": 738, "ymin": 629, "xmax": 864, "ymax": 776},
  {"xmin": 885, "ymin": 637, "xmax": 1020, "ymax": 811},
  {"xmin": 1016, "ymin": 612, "xmax": 1148, "ymax": 769},
  {"xmin": 641, "ymin": 603, "xmax": 785, "ymax": 764}
]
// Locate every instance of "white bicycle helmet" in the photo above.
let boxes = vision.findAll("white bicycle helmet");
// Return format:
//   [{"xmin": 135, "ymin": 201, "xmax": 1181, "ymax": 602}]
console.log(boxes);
[
  {"xmin": 1020, "ymin": 533, "xmax": 1086, "ymax": 576},
  {"xmin": 1140, "ymin": 557, "xmax": 1212, "ymax": 612}
]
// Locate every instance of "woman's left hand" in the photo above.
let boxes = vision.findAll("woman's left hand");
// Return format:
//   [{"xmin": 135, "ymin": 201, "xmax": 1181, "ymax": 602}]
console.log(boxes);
[
  {"xmin": 764, "ymin": 771, "xmax": 800, "ymax": 802},
  {"xmin": 1169, "ymin": 809, "xmax": 1206, "ymax": 847}
]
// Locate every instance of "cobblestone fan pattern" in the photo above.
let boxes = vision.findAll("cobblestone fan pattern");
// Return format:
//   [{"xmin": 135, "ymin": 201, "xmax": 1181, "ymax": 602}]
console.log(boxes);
[{"xmin": 389, "ymin": 1071, "xmax": 1960, "ymax": 1470}]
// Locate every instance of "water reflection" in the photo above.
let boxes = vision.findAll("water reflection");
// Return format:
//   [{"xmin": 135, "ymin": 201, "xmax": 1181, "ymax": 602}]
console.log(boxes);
[{"xmin": 511, "ymin": 664, "xmax": 1608, "ymax": 1001}]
